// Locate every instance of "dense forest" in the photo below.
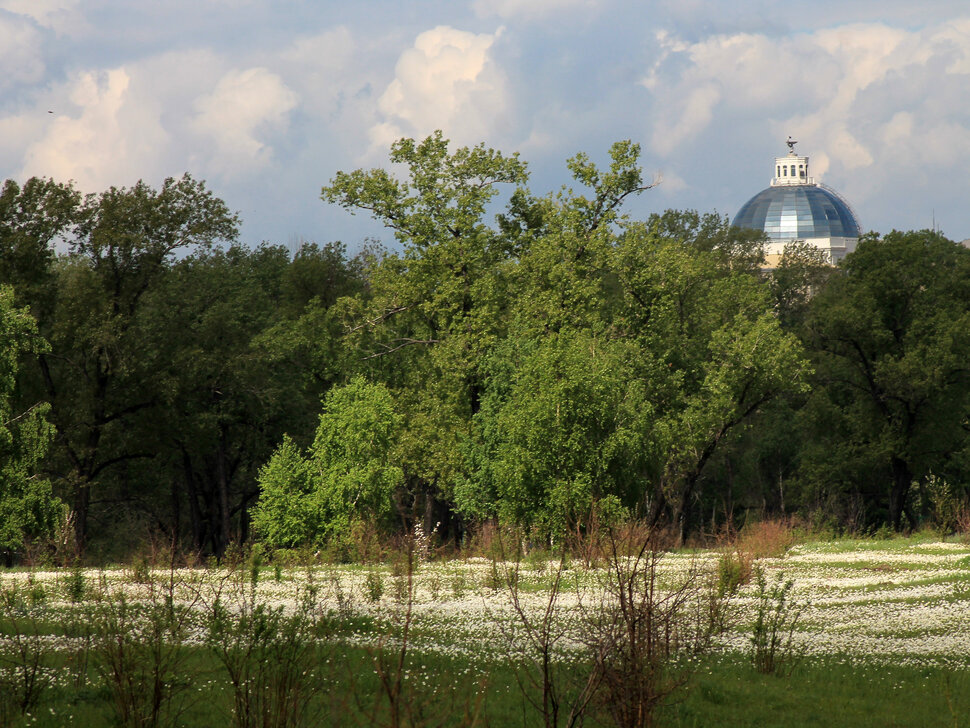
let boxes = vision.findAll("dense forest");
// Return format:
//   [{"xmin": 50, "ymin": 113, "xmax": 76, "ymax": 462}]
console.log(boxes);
[{"xmin": 1, "ymin": 133, "xmax": 969, "ymax": 562}]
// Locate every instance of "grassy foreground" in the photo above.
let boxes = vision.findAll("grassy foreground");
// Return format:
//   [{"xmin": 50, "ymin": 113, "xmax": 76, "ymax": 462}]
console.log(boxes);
[
  {"xmin": 2, "ymin": 534, "xmax": 969, "ymax": 726},
  {"xmin": 7, "ymin": 649, "xmax": 970, "ymax": 727}
]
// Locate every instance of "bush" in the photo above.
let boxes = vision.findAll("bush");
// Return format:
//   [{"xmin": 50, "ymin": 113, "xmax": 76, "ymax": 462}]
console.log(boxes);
[
  {"xmin": 0, "ymin": 585, "xmax": 54, "ymax": 726},
  {"xmin": 252, "ymin": 378, "xmax": 402, "ymax": 550},
  {"xmin": 750, "ymin": 567, "xmax": 803, "ymax": 676},
  {"xmin": 716, "ymin": 548, "xmax": 752, "ymax": 595},
  {"xmin": 587, "ymin": 529, "xmax": 730, "ymax": 728},
  {"xmin": 737, "ymin": 518, "xmax": 796, "ymax": 559},
  {"xmin": 89, "ymin": 575, "xmax": 199, "ymax": 728},
  {"xmin": 206, "ymin": 580, "xmax": 330, "ymax": 728}
]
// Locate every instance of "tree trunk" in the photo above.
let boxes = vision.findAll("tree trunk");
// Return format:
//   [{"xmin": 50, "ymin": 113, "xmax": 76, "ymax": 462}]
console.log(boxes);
[
  {"xmin": 646, "ymin": 481, "xmax": 667, "ymax": 528},
  {"xmin": 672, "ymin": 490, "xmax": 691, "ymax": 548},
  {"xmin": 889, "ymin": 456, "xmax": 911, "ymax": 531},
  {"xmin": 423, "ymin": 487, "xmax": 434, "ymax": 541},
  {"xmin": 73, "ymin": 480, "xmax": 90, "ymax": 556},
  {"xmin": 181, "ymin": 450, "xmax": 204, "ymax": 553},
  {"xmin": 216, "ymin": 425, "xmax": 231, "ymax": 556},
  {"xmin": 170, "ymin": 476, "xmax": 181, "ymax": 548}
]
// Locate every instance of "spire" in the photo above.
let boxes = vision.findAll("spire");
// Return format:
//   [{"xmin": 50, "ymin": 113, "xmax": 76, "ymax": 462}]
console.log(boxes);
[{"xmin": 772, "ymin": 137, "xmax": 813, "ymax": 186}]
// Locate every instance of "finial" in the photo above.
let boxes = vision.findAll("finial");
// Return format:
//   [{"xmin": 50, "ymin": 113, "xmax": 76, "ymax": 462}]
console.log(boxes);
[{"xmin": 787, "ymin": 136, "xmax": 797, "ymax": 154}]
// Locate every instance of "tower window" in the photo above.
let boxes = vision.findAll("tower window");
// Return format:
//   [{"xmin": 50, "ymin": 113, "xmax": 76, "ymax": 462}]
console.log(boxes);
[{"xmin": 790, "ymin": 165, "xmax": 796, "ymax": 176}]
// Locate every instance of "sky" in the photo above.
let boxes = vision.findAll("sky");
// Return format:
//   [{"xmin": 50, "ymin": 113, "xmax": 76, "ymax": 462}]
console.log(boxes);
[{"xmin": 2, "ymin": 0, "xmax": 969, "ymax": 251}]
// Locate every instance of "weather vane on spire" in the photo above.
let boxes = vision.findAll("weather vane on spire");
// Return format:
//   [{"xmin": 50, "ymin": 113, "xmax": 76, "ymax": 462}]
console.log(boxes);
[{"xmin": 787, "ymin": 136, "xmax": 798, "ymax": 153}]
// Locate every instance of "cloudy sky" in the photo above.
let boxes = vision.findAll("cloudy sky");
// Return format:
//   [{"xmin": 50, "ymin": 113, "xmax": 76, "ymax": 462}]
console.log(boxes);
[{"xmin": 2, "ymin": 0, "xmax": 969, "ymax": 250}]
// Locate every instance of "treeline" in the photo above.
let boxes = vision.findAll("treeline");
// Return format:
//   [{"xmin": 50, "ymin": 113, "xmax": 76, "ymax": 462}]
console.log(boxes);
[{"xmin": 1, "ymin": 133, "xmax": 969, "ymax": 561}]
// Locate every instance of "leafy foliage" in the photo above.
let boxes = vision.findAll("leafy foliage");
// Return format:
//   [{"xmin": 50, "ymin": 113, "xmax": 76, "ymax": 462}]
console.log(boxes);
[
  {"xmin": 253, "ymin": 377, "xmax": 403, "ymax": 548},
  {"xmin": 2, "ymin": 135, "xmax": 969, "ymax": 558},
  {"xmin": 0, "ymin": 286, "xmax": 60, "ymax": 556},
  {"xmin": 459, "ymin": 332, "xmax": 649, "ymax": 534},
  {"xmin": 801, "ymin": 230, "xmax": 970, "ymax": 530}
]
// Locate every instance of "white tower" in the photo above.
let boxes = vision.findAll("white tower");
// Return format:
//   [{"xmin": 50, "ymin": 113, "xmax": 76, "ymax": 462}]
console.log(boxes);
[{"xmin": 772, "ymin": 137, "xmax": 814, "ymax": 186}]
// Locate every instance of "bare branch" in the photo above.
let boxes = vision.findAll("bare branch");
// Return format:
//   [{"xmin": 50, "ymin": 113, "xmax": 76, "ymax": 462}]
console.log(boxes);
[{"xmin": 361, "ymin": 338, "xmax": 441, "ymax": 360}]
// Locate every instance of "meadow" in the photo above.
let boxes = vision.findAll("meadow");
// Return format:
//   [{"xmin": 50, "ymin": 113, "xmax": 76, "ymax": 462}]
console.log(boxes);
[{"xmin": 1, "ymin": 531, "xmax": 969, "ymax": 727}]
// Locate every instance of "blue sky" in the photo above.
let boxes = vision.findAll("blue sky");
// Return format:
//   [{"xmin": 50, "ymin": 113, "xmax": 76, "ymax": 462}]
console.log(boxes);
[{"xmin": 2, "ymin": 0, "xmax": 969, "ymax": 250}]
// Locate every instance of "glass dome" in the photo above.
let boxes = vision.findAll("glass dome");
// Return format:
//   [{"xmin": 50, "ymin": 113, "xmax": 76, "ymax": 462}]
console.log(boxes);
[{"xmin": 732, "ymin": 185, "xmax": 860, "ymax": 241}]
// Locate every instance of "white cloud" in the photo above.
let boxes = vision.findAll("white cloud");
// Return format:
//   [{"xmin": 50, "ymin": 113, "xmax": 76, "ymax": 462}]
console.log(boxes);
[
  {"xmin": 654, "ymin": 168, "xmax": 686, "ymax": 194},
  {"xmin": 19, "ymin": 68, "xmax": 171, "ymax": 191},
  {"xmin": 370, "ymin": 25, "xmax": 508, "ymax": 151},
  {"xmin": 274, "ymin": 26, "xmax": 377, "ymax": 136},
  {"xmin": 6, "ymin": 0, "xmax": 970, "ymax": 243},
  {"xmin": 0, "ymin": 15, "xmax": 45, "ymax": 89},
  {"xmin": 630, "ymin": 15, "xmax": 970, "ymax": 237},
  {"xmin": 650, "ymin": 83, "xmax": 720, "ymax": 155},
  {"xmin": 14, "ymin": 50, "xmax": 227, "ymax": 191},
  {"xmin": 278, "ymin": 27, "xmax": 356, "ymax": 117},
  {"xmin": 0, "ymin": 113, "xmax": 38, "ymax": 174},
  {"xmin": 0, "ymin": 0, "xmax": 84, "ymax": 34},
  {"xmin": 472, "ymin": 0, "xmax": 600, "ymax": 21},
  {"xmin": 880, "ymin": 111, "xmax": 913, "ymax": 147},
  {"xmin": 193, "ymin": 67, "xmax": 299, "ymax": 177},
  {"xmin": 643, "ymin": 18, "xmax": 970, "ymax": 206}
]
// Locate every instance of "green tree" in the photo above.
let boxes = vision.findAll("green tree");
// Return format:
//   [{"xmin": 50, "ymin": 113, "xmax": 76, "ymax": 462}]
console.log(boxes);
[
  {"xmin": 769, "ymin": 241, "xmax": 836, "ymax": 331},
  {"xmin": 321, "ymin": 132, "xmax": 529, "ymax": 537},
  {"xmin": 802, "ymin": 230, "xmax": 970, "ymax": 530},
  {"xmin": 613, "ymin": 222, "xmax": 809, "ymax": 539},
  {"xmin": 456, "ymin": 144, "xmax": 804, "ymax": 542},
  {"xmin": 457, "ymin": 331, "xmax": 650, "ymax": 535},
  {"xmin": 324, "ymin": 135, "xmax": 807, "ymax": 543},
  {"xmin": 35, "ymin": 174, "xmax": 238, "ymax": 550},
  {"xmin": 0, "ymin": 177, "xmax": 80, "ymax": 309},
  {"xmin": 0, "ymin": 285, "xmax": 61, "ymax": 558},
  {"xmin": 253, "ymin": 241, "xmax": 371, "ymax": 405},
  {"xmin": 455, "ymin": 141, "xmax": 657, "ymax": 534},
  {"xmin": 139, "ymin": 243, "xmax": 300, "ymax": 555},
  {"xmin": 479, "ymin": 227, "xmax": 806, "ymax": 541},
  {"xmin": 252, "ymin": 377, "xmax": 403, "ymax": 549}
]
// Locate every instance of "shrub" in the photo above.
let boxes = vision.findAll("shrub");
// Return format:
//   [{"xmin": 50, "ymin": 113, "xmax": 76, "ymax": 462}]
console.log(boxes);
[
  {"xmin": 716, "ymin": 548, "xmax": 752, "ymax": 595},
  {"xmin": 750, "ymin": 567, "xmax": 803, "ymax": 676},
  {"xmin": 500, "ymin": 524, "xmax": 731, "ymax": 728},
  {"xmin": 498, "ymin": 544, "xmax": 601, "ymax": 728},
  {"xmin": 365, "ymin": 569, "xmax": 385, "ymax": 603},
  {"xmin": 737, "ymin": 518, "xmax": 796, "ymax": 559},
  {"xmin": 63, "ymin": 562, "xmax": 87, "ymax": 603},
  {"xmin": 89, "ymin": 575, "xmax": 199, "ymax": 728},
  {"xmin": 586, "ymin": 529, "xmax": 730, "ymax": 728},
  {"xmin": 956, "ymin": 502, "xmax": 970, "ymax": 543},
  {"xmin": 252, "ymin": 378, "xmax": 403, "ymax": 551},
  {"xmin": 206, "ymin": 582, "xmax": 329, "ymax": 728},
  {"xmin": 0, "ymin": 585, "xmax": 53, "ymax": 726}
]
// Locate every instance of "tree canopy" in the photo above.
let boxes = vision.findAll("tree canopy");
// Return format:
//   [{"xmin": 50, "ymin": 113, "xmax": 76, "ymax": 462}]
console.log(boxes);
[
  {"xmin": 0, "ymin": 285, "xmax": 60, "ymax": 557},
  {"xmin": 802, "ymin": 230, "xmax": 970, "ymax": 530},
  {"xmin": 0, "ymin": 137, "xmax": 967, "ymax": 562}
]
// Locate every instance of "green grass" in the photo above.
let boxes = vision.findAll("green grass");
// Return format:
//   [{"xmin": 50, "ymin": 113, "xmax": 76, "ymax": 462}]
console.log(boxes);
[
  {"xmin": 5, "ymin": 537, "xmax": 970, "ymax": 726},
  {"xmin": 9, "ymin": 642, "xmax": 494, "ymax": 728},
  {"xmin": 664, "ymin": 656, "xmax": 970, "ymax": 728},
  {"xmin": 8, "ymin": 646, "xmax": 970, "ymax": 727},
  {"xmin": 793, "ymin": 533, "xmax": 967, "ymax": 553}
]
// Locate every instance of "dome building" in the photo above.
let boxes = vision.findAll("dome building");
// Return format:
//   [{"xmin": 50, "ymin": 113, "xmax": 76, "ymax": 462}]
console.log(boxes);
[{"xmin": 732, "ymin": 138, "xmax": 861, "ymax": 266}]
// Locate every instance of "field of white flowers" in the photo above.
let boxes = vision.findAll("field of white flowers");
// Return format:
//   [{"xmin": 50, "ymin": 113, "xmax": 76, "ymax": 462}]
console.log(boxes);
[{"xmin": 3, "ymin": 537, "xmax": 969, "ymax": 669}]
